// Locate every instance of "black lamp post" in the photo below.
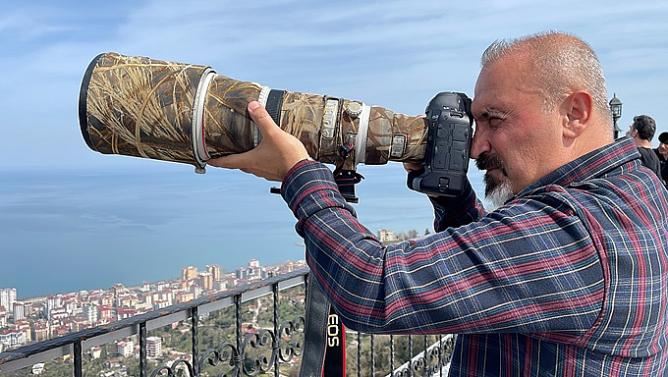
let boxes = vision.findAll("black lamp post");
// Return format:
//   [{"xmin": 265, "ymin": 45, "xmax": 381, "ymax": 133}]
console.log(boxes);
[{"xmin": 609, "ymin": 93, "xmax": 623, "ymax": 139}]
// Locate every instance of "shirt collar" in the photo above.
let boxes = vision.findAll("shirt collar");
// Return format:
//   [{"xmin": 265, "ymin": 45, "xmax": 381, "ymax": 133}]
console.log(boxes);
[{"xmin": 516, "ymin": 137, "xmax": 640, "ymax": 197}]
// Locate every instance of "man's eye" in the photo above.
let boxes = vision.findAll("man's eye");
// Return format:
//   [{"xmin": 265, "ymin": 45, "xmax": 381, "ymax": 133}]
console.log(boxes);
[{"xmin": 489, "ymin": 117, "xmax": 504, "ymax": 128}]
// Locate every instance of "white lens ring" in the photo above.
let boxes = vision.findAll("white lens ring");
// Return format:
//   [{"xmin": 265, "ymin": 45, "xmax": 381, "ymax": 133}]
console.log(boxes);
[
  {"xmin": 354, "ymin": 104, "xmax": 371, "ymax": 164},
  {"xmin": 192, "ymin": 69, "xmax": 216, "ymax": 172}
]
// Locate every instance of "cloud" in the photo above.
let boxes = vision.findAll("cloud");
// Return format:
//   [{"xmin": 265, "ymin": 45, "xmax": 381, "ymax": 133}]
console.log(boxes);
[
  {"xmin": 1, "ymin": 0, "xmax": 668, "ymax": 170},
  {"xmin": 0, "ymin": 8, "xmax": 74, "ymax": 41},
  {"xmin": 3, "ymin": 0, "xmax": 668, "ymax": 297}
]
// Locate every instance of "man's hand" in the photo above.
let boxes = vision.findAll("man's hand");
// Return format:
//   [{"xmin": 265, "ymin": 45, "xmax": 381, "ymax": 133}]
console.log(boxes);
[
  {"xmin": 404, "ymin": 162, "xmax": 444, "ymax": 199},
  {"xmin": 403, "ymin": 162, "xmax": 423, "ymax": 174},
  {"xmin": 208, "ymin": 101, "xmax": 311, "ymax": 181}
]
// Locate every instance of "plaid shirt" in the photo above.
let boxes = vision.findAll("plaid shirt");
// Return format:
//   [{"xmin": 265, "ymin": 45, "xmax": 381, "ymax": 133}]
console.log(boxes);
[{"xmin": 282, "ymin": 137, "xmax": 668, "ymax": 376}]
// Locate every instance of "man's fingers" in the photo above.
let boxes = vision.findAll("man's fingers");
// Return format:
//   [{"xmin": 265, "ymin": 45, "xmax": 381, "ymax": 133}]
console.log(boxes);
[
  {"xmin": 403, "ymin": 162, "xmax": 423, "ymax": 173},
  {"xmin": 248, "ymin": 101, "xmax": 278, "ymax": 136},
  {"xmin": 208, "ymin": 152, "xmax": 251, "ymax": 170}
]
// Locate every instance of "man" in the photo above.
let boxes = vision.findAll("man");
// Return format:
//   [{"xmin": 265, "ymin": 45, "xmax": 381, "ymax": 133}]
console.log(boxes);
[
  {"xmin": 627, "ymin": 114, "xmax": 661, "ymax": 177},
  {"xmin": 210, "ymin": 32, "xmax": 668, "ymax": 376},
  {"xmin": 656, "ymin": 131, "xmax": 668, "ymax": 187}
]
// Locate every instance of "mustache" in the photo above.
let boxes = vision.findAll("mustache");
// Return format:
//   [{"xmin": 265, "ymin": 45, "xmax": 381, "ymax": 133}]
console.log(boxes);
[{"xmin": 476, "ymin": 152, "xmax": 505, "ymax": 172}]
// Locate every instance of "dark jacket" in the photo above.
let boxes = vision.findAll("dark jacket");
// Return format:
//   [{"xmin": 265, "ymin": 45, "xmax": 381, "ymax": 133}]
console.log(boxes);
[
  {"xmin": 638, "ymin": 147, "xmax": 661, "ymax": 177},
  {"xmin": 654, "ymin": 148, "xmax": 668, "ymax": 187}
]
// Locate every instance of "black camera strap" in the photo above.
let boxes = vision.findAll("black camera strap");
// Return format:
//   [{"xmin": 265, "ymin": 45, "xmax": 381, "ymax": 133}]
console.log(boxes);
[
  {"xmin": 266, "ymin": 89, "xmax": 286, "ymax": 126},
  {"xmin": 300, "ymin": 274, "xmax": 346, "ymax": 377}
]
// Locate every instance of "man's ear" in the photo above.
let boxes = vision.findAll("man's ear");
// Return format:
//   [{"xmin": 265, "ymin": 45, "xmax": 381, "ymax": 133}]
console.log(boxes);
[{"xmin": 561, "ymin": 91, "xmax": 592, "ymax": 139}]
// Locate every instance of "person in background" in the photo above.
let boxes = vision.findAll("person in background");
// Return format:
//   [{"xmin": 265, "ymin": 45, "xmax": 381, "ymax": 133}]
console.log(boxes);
[
  {"xmin": 627, "ymin": 114, "xmax": 661, "ymax": 177},
  {"xmin": 656, "ymin": 131, "xmax": 668, "ymax": 187}
]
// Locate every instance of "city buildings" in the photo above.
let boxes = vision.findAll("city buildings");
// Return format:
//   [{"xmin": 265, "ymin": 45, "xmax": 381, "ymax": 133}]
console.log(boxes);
[
  {"xmin": 0, "ymin": 308, "xmax": 6, "ymax": 327},
  {"xmin": 146, "ymin": 337, "xmax": 162, "ymax": 359},
  {"xmin": 0, "ymin": 258, "xmax": 306, "ymax": 352},
  {"xmin": 0, "ymin": 288, "xmax": 16, "ymax": 314},
  {"xmin": 235, "ymin": 259, "xmax": 268, "ymax": 281},
  {"xmin": 378, "ymin": 229, "xmax": 400, "ymax": 243},
  {"xmin": 12, "ymin": 302, "xmax": 25, "ymax": 321},
  {"xmin": 116, "ymin": 340, "xmax": 134, "ymax": 358},
  {"xmin": 180, "ymin": 266, "xmax": 198, "ymax": 281},
  {"xmin": 198, "ymin": 272, "xmax": 213, "ymax": 291},
  {"xmin": 84, "ymin": 304, "xmax": 98, "ymax": 323},
  {"xmin": 0, "ymin": 327, "xmax": 25, "ymax": 352}
]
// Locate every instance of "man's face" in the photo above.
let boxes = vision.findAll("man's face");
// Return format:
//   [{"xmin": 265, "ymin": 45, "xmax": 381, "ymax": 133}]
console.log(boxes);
[
  {"xmin": 659, "ymin": 142, "xmax": 668, "ymax": 156},
  {"xmin": 470, "ymin": 55, "xmax": 564, "ymax": 204}
]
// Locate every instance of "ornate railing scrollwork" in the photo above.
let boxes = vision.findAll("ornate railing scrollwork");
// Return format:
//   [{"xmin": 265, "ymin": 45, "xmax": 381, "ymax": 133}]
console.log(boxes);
[
  {"xmin": 278, "ymin": 316, "xmax": 305, "ymax": 362},
  {"xmin": 426, "ymin": 343, "xmax": 442, "ymax": 375},
  {"xmin": 150, "ymin": 359, "xmax": 195, "ymax": 377},
  {"xmin": 200, "ymin": 342, "xmax": 240, "ymax": 377},
  {"xmin": 387, "ymin": 335, "xmax": 456, "ymax": 377},
  {"xmin": 393, "ymin": 368, "xmax": 411, "ymax": 377},
  {"xmin": 241, "ymin": 329, "xmax": 275, "ymax": 376},
  {"xmin": 439, "ymin": 335, "xmax": 455, "ymax": 366},
  {"xmin": 412, "ymin": 355, "xmax": 425, "ymax": 375}
]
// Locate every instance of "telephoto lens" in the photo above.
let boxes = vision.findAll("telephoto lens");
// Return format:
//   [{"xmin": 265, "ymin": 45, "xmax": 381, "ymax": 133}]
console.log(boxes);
[{"xmin": 79, "ymin": 53, "xmax": 430, "ymax": 174}]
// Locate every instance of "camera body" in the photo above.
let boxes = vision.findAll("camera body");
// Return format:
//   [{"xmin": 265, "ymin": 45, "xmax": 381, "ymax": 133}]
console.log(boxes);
[{"xmin": 408, "ymin": 92, "xmax": 473, "ymax": 197}]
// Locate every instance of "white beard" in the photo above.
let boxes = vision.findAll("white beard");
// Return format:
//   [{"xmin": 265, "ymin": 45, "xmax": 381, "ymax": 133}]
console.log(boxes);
[{"xmin": 485, "ymin": 179, "xmax": 513, "ymax": 210}]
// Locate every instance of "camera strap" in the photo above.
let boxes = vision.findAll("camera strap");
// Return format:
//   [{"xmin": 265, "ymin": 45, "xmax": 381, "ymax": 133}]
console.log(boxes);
[
  {"xmin": 266, "ymin": 89, "xmax": 286, "ymax": 126},
  {"xmin": 300, "ymin": 274, "xmax": 346, "ymax": 377},
  {"xmin": 255, "ymin": 88, "xmax": 287, "ymax": 146}
]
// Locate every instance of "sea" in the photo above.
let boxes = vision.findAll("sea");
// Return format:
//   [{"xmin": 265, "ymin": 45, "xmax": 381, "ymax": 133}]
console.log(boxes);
[{"xmin": 0, "ymin": 162, "xmax": 485, "ymax": 299}]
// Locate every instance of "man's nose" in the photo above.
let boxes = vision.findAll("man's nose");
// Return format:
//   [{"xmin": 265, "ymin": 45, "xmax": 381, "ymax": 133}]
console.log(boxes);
[{"xmin": 470, "ymin": 127, "xmax": 490, "ymax": 160}]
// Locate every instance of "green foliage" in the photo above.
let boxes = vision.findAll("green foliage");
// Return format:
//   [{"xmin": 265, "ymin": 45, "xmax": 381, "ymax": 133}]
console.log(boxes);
[{"xmin": 2, "ymin": 283, "xmax": 447, "ymax": 377}]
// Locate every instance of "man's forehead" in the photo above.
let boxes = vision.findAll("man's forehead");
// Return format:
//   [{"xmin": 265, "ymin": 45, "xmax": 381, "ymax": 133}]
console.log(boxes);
[
  {"xmin": 471, "ymin": 91, "xmax": 503, "ymax": 116},
  {"xmin": 471, "ymin": 81, "xmax": 491, "ymax": 114},
  {"xmin": 472, "ymin": 65, "xmax": 505, "ymax": 111},
  {"xmin": 472, "ymin": 68, "xmax": 540, "ymax": 117}
]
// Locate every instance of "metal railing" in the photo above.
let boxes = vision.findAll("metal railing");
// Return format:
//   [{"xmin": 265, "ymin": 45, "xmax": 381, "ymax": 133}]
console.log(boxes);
[{"xmin": 0, "ymin": 269, "xmax": 454, "ymax": 377}]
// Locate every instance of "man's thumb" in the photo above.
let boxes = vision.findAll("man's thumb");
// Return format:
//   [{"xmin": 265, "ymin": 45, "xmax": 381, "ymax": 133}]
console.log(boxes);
[{"xmin": 247, "ymin": 101, "xmax": 276, "ymax": 134}]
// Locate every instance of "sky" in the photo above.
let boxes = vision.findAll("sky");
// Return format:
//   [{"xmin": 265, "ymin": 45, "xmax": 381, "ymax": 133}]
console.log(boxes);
[
  {"xmin": 0, "ymin": 0, "xmax": 667, "ymax": 172},
  {"xmin": 0, "ymin": 1, "xmax": 668, "ymax": 295}
]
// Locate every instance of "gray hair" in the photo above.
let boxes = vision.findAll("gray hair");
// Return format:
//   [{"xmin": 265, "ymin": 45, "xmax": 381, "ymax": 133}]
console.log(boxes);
[{"xmin": 481, "ymin": 31, "xmax": 610, "ymax": 117}]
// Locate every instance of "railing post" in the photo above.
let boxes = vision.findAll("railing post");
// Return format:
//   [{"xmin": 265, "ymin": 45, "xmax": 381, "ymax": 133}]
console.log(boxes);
[
  {"xmin": 139, "ymin": 322, "xmax": 147, "ymax": 377},
  {"xmin": 191, "ymin": 307, "xmax": 199, "ymax": 376},
  {"xmin": 73, "ymin": 340, "xmax": 82, "ymax": 377},
  {"xmin": 438, "ymin": 335, "xmax": 443, "ymax": 377},
  {"xmin": 390, "ymin": 334, "xmax": 395, "ymax": 375},
  {"xmin": 370, "ymin": 334, "xmax": 375, "ymax": 377},
  {"xmin": 272, "ymin": 282, "xmax": 280, "ymax": 377},
  {"xmin": 235, "ymin": 294, "xmax": 242, "ymax": 375},
  {"xmin": 424, "ymin": 336, "xmax": 429, "ymax": 377},
  {"xmin": 357, "ymin": 332, "xmax": 361, "ymax": 377},
  {"xmin": 408, "ymin": 335, "xmax": 413, "ymax": 377}
]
